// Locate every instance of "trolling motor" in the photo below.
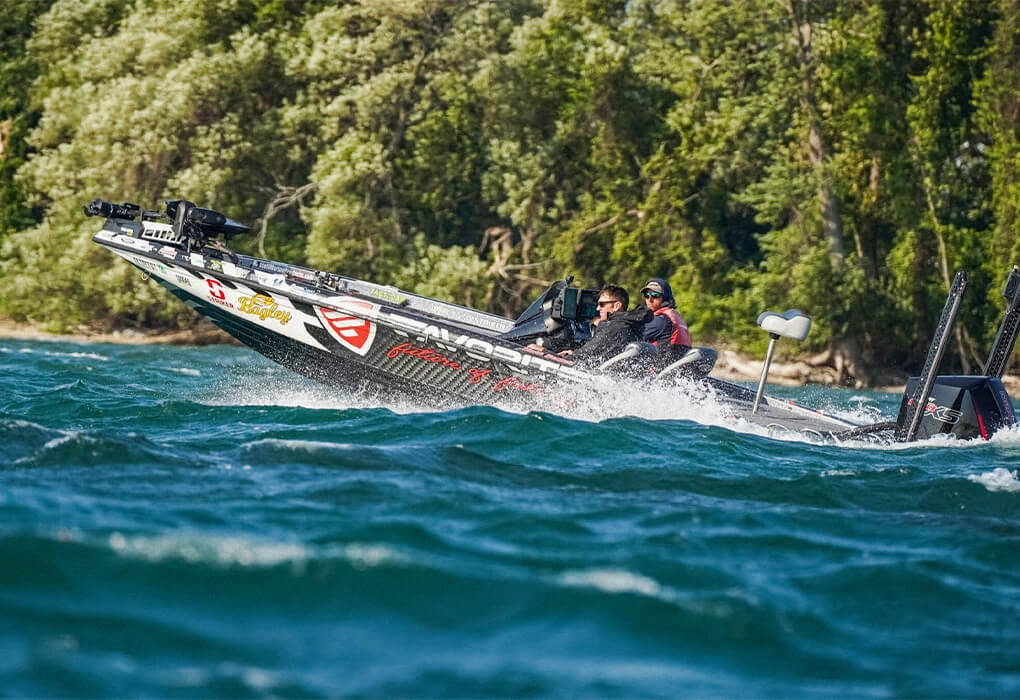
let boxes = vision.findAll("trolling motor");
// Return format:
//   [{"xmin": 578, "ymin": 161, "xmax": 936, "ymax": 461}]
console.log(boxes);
[
  {"xmin": 83, "ymin": 198, "xmax": 250, "ymax": 253},
  {"xmin": 165, "ymin": 200, "xmax": 250, "ymax": 250},
  {"xmin": 892, "ymin": 269, "xmax": 1018, "ymax": 441}
]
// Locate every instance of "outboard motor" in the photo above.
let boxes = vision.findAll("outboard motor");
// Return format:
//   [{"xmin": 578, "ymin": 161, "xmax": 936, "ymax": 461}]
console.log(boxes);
[
  {"xmin": 894, "ymin": 267, "xmax": 1019, "ymax": 441},
  {"xmin": 896, "ymin": 375, "xmax": 1016, "ymax": 440}
]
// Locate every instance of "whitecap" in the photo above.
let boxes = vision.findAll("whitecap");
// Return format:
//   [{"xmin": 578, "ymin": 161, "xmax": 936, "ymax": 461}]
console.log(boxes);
[
  {"xmin": 166, "ymin": 367, "xmax": 201, "ymax": 376},
  {"xmin": 342, "ymin": 543, "xmax": 407, "ymax": 569},
  {"xmin": 558, "ymin": 568, "xmax": 664, "ymax": 597},
  {"xmin": 967, "ymin": 467, "xmax": 1020, "ymax": 492},
  {"xmin": 241, "ymin": 437, "xmax": 354, "ymax": 453},
  {"xmin": 108, "ymin": 532, "xmax": 309, "ymax": 568},
  {"xmin": 12, "ymin": 431, "xmax": 79, "ymax": 465},
  {"xmin": 41, "ymin": 350, "xmax": 109, "ymax": 361}
]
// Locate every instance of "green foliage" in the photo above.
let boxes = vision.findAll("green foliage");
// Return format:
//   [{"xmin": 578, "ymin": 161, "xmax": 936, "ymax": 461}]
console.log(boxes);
[
  {"xmin": 0, "ymin": 0, "xmax": 54, "ymax": 241},
  {"xmin": 2, "ymin": 0, "xmax": 1020, "ymax": 377}
]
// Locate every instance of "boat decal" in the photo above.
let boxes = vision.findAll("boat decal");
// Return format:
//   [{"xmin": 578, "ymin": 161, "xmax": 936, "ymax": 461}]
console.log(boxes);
[
  {"xmin": 492, "ymin": 376, "xmax": 545, "ymax": 395},
  {"xmin": 238, "ymin": 293, "xmax": 292, "ymax": 326},
  {"xmin": 315, "ymin": 298, "xmax": 379, "ymax": 356},
  {"xmin": 377, "ymin": 307, "xmax": 592, "ymax": 382},
  {"xmin": 386, "ymin": 342, "xmax": 461, "ymax": 368},
  {"xmin": 367, "ymin": 286, "xmax": 408, "ymax": 304},
  {"xmin": 205, "ymin": 278, "xmax": 235, "ymax": 309}
]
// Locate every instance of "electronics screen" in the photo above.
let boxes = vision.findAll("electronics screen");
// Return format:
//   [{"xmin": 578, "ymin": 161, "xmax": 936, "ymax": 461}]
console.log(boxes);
[
  {"xmin": 577, "ymin": 289, "xmax": 599, "ymax": 321},
  {"xmin": 561, "ymin": 288, "xmax": 578, "ymax": 319}
]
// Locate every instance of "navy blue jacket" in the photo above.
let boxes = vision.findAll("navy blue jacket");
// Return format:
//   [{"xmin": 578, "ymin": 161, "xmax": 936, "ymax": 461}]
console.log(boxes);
[{"xmin": 573, "ymin": 307, "xmax": 652, "ymax": 367}]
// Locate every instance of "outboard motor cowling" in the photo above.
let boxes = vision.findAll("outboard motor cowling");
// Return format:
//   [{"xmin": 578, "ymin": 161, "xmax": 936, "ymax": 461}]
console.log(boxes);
[{"xmin": 896, "ymin": 375, "xmax": 1016, "ymax": 440}]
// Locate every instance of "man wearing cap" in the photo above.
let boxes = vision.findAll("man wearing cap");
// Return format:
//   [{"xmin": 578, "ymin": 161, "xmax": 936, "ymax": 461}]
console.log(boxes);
[
  {"xmin": 567, "ymin": 284, "xmax": 652, "ymax": 367},
  {"xmin": 640, "ymin": 278, "xmax": 691, "ymax": 358}
]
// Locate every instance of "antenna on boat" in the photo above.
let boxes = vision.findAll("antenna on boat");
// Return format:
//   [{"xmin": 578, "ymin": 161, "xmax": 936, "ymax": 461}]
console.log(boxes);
[{"xmin": 752, "ymin": 310, "xmax": 812, "ymax": 414}]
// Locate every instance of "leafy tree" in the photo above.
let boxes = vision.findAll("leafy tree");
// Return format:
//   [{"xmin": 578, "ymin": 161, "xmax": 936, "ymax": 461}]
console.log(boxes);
[{"xmin": 0, "ymin": 0, "xmax": 54, "ymax": 241}]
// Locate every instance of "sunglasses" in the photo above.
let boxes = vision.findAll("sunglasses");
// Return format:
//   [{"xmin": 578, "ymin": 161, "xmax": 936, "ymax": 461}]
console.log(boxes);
[
  {"xmin": 643, "ymin": 291, "xmax": 662, "ymax": 299},
  {"xmin": 596, "ymin": 299, "xmax": 618, "ymax": 308}
]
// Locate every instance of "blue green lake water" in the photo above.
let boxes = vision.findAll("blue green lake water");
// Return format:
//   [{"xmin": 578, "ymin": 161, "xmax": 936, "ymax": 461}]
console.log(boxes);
[{"xmin": 2, "ymin": 338, "xmax": 1019, "ymax": 697}]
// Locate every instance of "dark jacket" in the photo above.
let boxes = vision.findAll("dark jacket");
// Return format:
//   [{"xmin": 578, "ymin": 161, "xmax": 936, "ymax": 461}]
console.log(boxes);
[
  {"xmin": 641, "ymin": 278, "xmax": 690, "ymax": 347},
  {"xmin": 573, "ymin": 306, "xmax": 653, "ymax": 367}
]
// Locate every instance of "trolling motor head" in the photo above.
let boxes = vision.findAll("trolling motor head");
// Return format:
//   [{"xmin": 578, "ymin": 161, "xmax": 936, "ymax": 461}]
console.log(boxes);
[{"xmin": 166, "ymin": 200, "xmax": 250, "ymax": 247}]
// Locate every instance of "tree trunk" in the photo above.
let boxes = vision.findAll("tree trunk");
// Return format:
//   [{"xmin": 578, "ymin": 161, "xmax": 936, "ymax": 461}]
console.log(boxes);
[{"xmin": 788, "ymin": 0, "xmax": 844, "ymax": 269}]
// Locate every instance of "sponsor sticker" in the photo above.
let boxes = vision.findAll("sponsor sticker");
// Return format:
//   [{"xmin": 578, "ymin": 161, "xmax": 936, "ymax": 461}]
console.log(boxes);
[
  {"xmin": 316, "ymin": 298, "xmax": 379, "ymax": 356},
  {"xmin": 923, "ymin": 401, "xmax": 962, "ymax": 424},
  {"xmin": 238, "ymin": 293, "xmax": 292, "ymax": 326},
  {"xmin": 206, "ymin": 278, "xmax": 235, "ymax": 309}
]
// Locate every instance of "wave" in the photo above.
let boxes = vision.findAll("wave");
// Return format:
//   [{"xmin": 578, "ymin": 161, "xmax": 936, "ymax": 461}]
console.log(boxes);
[{"xmin": 968, "ymin": 467, "xmax": 1020, "ymax": 492}]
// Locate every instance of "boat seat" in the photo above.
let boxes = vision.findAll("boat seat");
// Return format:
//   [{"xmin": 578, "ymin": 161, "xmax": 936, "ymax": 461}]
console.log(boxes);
[
  {"xmin": 597, "ymin": 342, "xmax": 658, "ymax": 374},
  {"xmin": 757, "ymin": 309, "xmax": 811, "ymax": 341},
  {"xmin": 655, "ymin": 346, "xmax": 718, "ymax": 380}
]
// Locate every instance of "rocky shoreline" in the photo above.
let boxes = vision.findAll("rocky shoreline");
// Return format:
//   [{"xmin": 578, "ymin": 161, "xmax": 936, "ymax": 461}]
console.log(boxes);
[
  {"xmin": 2, "ymin": 318, "xmax": 1017, "ymax": 394},
  {"xmin": 0, "ymin": 319, "xmax": 237, "ymax": 347}
]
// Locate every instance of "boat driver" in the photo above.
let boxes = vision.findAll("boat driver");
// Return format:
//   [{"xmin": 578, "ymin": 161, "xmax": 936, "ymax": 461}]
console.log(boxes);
[
  {"xmin": 639, "ymin": 278, "xmax": 691, "ymax": 361},
  {"xmin": 565, "ymin": 285, "xmax": 652, "ymax": 366}
]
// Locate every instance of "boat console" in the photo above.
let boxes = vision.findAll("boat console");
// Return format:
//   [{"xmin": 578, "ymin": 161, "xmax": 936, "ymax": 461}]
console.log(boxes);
[{"xmin": 499, "ymin": 278, "xmax": 601, "ymax": 350}]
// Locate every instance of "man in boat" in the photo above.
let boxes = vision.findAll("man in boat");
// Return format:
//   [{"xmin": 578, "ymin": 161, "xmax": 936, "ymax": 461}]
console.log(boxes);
[
  {"xmin": 639, "ymin": 278, "xmax": 691, "ymax": 362},
  {"xmin": 567, "ymin": 285, "xmax": 652, "ymax": 366}
]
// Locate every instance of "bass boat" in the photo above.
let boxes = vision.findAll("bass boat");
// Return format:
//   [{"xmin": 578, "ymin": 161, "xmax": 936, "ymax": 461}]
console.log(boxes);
[{"xmin": 85, "ymin": 199, "xmax": 1019, "ymax": 442}]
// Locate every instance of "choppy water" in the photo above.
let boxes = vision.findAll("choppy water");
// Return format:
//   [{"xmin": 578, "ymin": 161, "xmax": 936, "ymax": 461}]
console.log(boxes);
[{"xmin": 2, "ymin": 338, "xmax": 1019, "ymax": 697}]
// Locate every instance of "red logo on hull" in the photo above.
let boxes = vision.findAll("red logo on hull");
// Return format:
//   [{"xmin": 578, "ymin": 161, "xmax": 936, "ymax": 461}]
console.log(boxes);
[{"xmin": 316, "ymin": 299, "xmax": 379, "ymax": 356}]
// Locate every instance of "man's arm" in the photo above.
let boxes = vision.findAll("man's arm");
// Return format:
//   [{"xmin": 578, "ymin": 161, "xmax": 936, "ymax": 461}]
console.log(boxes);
[{"xmin": 642, "ymin": 315, "xmax": 668, "ymax": 342}]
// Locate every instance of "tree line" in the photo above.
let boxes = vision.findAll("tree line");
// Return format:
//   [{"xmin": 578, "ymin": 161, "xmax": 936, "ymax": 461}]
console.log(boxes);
[{"xmin": 1, "ymin": 0, "xmax": 1018, "ymax": 384}]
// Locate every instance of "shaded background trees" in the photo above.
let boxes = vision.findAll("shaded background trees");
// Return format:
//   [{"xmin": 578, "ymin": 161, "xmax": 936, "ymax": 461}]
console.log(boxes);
[{"xmin": 1, "ymin": 0, "xmax": 1017, "ymax": 381}]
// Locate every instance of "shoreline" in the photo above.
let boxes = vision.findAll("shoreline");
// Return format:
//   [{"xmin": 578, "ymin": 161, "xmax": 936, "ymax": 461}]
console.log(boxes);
[
  {"xmin": 0, "ymin": 319, "xmax": 237, "ymax": 347},
  {"xmin": 2, "ymin": 319, "xmax": 1016, "ymax": 394}
]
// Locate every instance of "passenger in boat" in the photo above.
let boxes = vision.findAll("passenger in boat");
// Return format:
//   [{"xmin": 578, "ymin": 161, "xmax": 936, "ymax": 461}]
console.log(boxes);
[
  {"xmin": 640, "ymin": 278, "xmax": 691, "ymax": 361},
  {"xmin": 567, "ymin": 285, "xmax": 652, "ymax": 366}
]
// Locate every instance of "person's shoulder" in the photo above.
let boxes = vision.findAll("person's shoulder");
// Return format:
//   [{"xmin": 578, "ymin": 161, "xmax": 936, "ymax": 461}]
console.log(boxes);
[{"xmin": 623, "ymin": 307, "xmax": 653, "ymax": 323}]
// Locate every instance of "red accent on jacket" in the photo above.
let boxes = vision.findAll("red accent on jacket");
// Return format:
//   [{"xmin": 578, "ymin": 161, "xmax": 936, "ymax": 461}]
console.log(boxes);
[{"xmin": 653, "ymin": 307, "xmax": 691, "ymax": 347}]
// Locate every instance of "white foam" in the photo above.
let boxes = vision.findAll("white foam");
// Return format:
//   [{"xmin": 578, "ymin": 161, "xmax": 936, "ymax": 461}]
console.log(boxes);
[
  {"xmin": 558, "ymin": 568, "xmax": 665, "ymax": 598},
  {"xmin": 343, "ymin": 543, "xmax": 407, "ymax": 569},
  {"xmin": 108, "ymin": 532, "xmax": 308, "ymax": 568},
  {"xmin": 106, "ymin": 532, "xmax": 408, "ymax": 571},
  {"xmin": 241, "ymin": 437, "xmax": 354, "ymax": 453},
  {"xmin": 7, "ymin": 346, "xmax": 109, "ymax": 361},
  {"xmin": 13, "ymin": 431, "xmax": 79, "ymax": 465},
  {"xmin": 968, "ymin": 467, "xmax": 1020, "ymax": 492},
  {"xmin": 43, "ymin": 349, "xmax": 109, "ymax": 361},
  {"xmin": 166, "ymin": 367, "xmax": 201, "ymax": 376},
  {"xmin": 193, "ymin": 355, "xmax": 1020, "ymax": 451},
  {"xmin": 989, "ymin": 422, "xmax": 1020, "ymax": 445}
]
